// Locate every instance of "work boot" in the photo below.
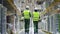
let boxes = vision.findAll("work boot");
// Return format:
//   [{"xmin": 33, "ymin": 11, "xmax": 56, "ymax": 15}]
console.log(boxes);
[
  {"xmin": 34, "ymin": 32, "xmax": 38, "ymax": 34},
  {"xmin": 25, "ymin": 32, "xmax": 29, "ymax": 34},
  {"xmin": 34, "ymin": 33, "xmax": 38, "ymax": 34}
]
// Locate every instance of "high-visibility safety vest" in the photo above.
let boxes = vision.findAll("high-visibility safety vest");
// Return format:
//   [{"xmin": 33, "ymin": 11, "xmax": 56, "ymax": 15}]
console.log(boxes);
[
  {"xmin": 33, "ymin": 12, "xmax": 40, "ymax": 21},
  {"xmin": 23, "ymin": 10, "xmax": 30, "ymax": 19}
]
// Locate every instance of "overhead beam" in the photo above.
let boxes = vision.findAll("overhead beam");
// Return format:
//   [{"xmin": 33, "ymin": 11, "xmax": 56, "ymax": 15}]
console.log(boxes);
[
  {"xmin": 54, "ymin": 0, "xmax": 60, "ymax": 2},
  {"xmin": 7, "ymin": 0, "xmax": 21, "ymax": 15},
  {"xmin": 41, "ymin": 1, "xmax": 60, "ymax": 16}
]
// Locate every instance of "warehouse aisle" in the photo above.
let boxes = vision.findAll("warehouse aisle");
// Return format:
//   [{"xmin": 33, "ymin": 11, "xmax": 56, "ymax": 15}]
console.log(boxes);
[
  {"xmin": 0, "ymin": 0, "xmax": 60, "ymax": 34},
  {"xmin": 19, "ymin": 19, "xmax": 45, "ymax": 34},
  {"xmin": 19, "ymin": 28, "xmax": 45, "ymax": 34}
]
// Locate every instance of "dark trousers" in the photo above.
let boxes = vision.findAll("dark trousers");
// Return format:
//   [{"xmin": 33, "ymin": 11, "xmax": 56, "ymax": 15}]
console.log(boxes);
[
  {"xmin": 33, "ymin": 21, "xmax": 38, "ymax": 34},
  {"xmin": 24, "ymin": 19, "xmax": 30, "ymax": 33}
]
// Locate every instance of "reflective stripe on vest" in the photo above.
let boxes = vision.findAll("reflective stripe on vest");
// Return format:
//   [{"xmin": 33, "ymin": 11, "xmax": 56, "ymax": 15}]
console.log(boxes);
[
  {"xmin": 33, "ymin": 12, "xmax": 39, "ymax": 21},
  {"xmin": 23, "ymin": 10, "xmax": 30, "ymax": 19}
]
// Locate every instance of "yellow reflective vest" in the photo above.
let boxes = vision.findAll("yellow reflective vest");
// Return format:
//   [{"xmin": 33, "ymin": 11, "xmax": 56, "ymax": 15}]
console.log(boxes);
[
  {"xmin": 23, "ymin": 10, "xmax": 30, "ymax": 19},
  {"xmin": 33, "ymin": 12, "xmax": 40, "ymax": 21}
]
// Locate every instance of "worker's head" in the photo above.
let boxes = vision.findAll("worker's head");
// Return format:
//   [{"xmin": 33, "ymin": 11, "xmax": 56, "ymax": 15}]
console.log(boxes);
[
  {"xmin": 34, "ymin": 9, "xmax": 38, "ymax": 12},
  {"xmin": 26, "ymin": 6, "xmax": 29, "ymax": 10},
  {"xmin": 34, "ymin": 8, "xmax": 38, "ymax": 12}
]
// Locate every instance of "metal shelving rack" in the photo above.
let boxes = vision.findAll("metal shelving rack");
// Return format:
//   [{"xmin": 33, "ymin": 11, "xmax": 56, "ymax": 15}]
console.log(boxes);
[{"xmin": 0, "ymin": 4, "xmax": 7, "ymax": 34}]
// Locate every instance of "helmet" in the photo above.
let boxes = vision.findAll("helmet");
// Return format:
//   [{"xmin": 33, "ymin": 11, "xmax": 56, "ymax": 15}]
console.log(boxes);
[
  {"xmin": 34, "ymin": 7, "xmax": 38, "ymax": 10},
  {"xmin": 26, "ymin": 6, "xmax": 29, "ymax": 10},
  {"xmin": 26, "ymin": 6, "xmax": 29, "ymax": 8},
  {"xmin": 34, "ymin": 7, "xmax": 38, "ymax": 12}
]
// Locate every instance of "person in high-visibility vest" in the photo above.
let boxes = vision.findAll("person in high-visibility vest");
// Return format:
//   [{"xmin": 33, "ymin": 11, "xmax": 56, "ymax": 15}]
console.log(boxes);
[
  {"xmin": 33, "ymin": 8, "xmax": 40, "ymax": 34},
  {"xmin": 22, "ymin": 6, "xmax": 31, "ymax": 34}
]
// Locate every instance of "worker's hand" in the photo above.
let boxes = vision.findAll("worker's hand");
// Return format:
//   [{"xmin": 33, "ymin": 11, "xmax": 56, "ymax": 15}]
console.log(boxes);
[
  {"xmin": 38, "ymin": 19, "xmax": 41, "ymax": 22},
  {"xmin": 20, "ymin": 17, "xmax": 24, "ymax": 21}
]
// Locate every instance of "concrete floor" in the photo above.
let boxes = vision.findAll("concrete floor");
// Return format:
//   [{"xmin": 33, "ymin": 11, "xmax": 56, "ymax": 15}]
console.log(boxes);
[
  {"xmin": 19, "ymin": 28, "xmax": 45, "ymax": 34},
  {"xmin": 19, "ymin": 18, "xmax": 46, "ymax": 34}
]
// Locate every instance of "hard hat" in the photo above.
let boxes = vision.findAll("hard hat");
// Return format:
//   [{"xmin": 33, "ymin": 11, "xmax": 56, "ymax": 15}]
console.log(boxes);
[
  {"xmin": 34, "ymin": 8, "xmax": 38, "ymax": 12},
  {"xmin": 34, "ymin": 7, "xmax": 38, "ymax": 10},
  {"xmin": 26, "ymin": 6, "xmax": 29, "ymax": 8},
  {"xmin": 26, "ymin": 6, "xmax": 29, "ymax": 10}
]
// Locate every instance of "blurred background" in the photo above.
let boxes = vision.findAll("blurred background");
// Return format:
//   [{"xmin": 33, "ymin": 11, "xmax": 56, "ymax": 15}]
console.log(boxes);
[{"xmin": 0, "ymin": 0, "xmax": 60, "ymax": 34}]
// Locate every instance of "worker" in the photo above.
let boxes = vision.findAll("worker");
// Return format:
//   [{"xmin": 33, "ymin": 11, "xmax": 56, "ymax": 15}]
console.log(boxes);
[
  {"xmin": 22, "ymin": 6, "xmax": 31, "ymax": 34},
  {"xmin": 33, "ymin": 8, "xmax": 40, "ymax": 34}
]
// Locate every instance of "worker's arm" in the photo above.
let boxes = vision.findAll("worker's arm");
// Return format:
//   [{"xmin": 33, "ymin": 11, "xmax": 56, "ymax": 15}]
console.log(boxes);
[
  {"xmin": 21, "ymin": 10, "xmax": 24, "ymax": 16},
  {"xmin": 38, "ymin": 16, "xmax": 41, "ymax": 22},
  {"xmin": 22, "ymin": 13, "xmax": 24, "ymax": 16},
  {"xmin": 29, "ymin": 12, "xmax": 31, "ymax": 17},
  {"xmin": 20, "ymin": 10, "xmax": 24, "ymax": 21},
  {"xmin": 39, "ymin": 16, "xmax": 40, "ymax": 19}
]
